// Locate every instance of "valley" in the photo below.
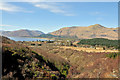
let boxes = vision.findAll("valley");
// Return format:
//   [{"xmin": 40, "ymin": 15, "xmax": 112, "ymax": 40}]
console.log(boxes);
[
  {"xmin": 1, "ymin": 36, "xmax": 119, "ymax": 79},
  {"xmin": 1, "ymin": 1, "xmax": 118, "ymax": 79}
]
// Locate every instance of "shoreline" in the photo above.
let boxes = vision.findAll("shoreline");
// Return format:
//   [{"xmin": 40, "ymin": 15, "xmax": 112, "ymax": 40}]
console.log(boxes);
[
  {"xmin": 24, "ymin": 37, "xmax": 55, "ymax": 41},
  {"xmin": 34, "ymin": 37, "xmax": 55, "ymax": 41}
]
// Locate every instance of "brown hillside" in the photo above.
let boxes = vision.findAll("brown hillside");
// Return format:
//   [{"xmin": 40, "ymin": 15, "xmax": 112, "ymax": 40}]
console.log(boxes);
[
  {"xmin": 50, "ymin": 24, "xmax": 118, "ymax": 40},
  {"xmin": 1, "ymin": 29, "xmax": 44, "ymax": 37}
]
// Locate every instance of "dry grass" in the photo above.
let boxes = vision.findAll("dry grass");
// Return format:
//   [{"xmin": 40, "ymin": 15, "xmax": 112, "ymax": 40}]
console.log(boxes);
[{"xmin": 59, "ymin": 46, "xmax": 118, "ymax": 53}]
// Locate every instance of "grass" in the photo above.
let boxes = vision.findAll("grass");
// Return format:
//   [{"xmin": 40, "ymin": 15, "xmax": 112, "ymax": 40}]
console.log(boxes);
[{"xmin": 60, "ymin": 46, "xmax": 118, "ymax": 53}]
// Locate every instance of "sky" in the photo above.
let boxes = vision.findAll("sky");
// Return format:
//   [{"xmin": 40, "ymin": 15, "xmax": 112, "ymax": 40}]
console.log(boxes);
[{"xmin": 0, "ymin": 2, "xmax": 118, "ymax": 33}]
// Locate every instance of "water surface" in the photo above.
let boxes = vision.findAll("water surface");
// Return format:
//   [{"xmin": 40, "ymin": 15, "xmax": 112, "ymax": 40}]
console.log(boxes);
[{"xmin": 8, "ymin": 37, "xmax": 49, "ymax": 41}]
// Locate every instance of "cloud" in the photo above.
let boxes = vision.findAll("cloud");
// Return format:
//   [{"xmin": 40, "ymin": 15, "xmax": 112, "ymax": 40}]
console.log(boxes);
[
  {"xmin": 90, "ymin": 11, "xmax": 101, "ymax": 15},
  {"xmin": 24, "ymin": 0, "xmax": 45, "ymax": 2},
  {"xmin": 96, "ymin": 17, "xmax": 103, "ymax": 20},
  {"xmin": 0, "ymin": 2, "xmax": 74, "ymax": 16},
  {"xmin": 2, "ymin": 0, "xmax": 120, "ymax": 2},
  {"xmin": 0, "ymin": 24, "xmax": 14, "ymax": 27},
  {"xmin": 0, "ymin": 2, "xmax": 33, "ymax": 13},
  {"xmin": 0, "ymin": 24, "xmax": 14, "ymax": 30},
  {"xmin": 32, "ymin": 2, "xmax": 75, "ymax": 16},
  {"xmin": 0, "ymin": 2, "xmax": 23, "ymax": 12},
  {"xmin": 90, "ymin": 11, "xmax": 107, "ymax": 17},
  {"xmin": 0, "ymin": 24, "xmax": 20, "ymax": 28},
  {"xmin": 0, "ymin": 24, "xmax": 22, "ymax": 31}
]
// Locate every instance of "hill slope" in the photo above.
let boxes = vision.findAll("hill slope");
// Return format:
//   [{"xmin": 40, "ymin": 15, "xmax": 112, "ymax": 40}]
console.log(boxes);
[
  {"xmin": 50, "ymin": 24, "xmax": 118, "ymax": 40},
  {"xmin": 2, "ymin": 36, "xmax": 70, "ymax": 79},
  {"xmin": 1, "ymin": 29, "xmax": 44, "ymax": 37}
]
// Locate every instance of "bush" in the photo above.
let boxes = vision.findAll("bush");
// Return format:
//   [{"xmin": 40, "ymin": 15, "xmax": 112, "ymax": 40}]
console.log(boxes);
[
  {"xmin": 38, "ymin": 44, "xmax": 42, "ymax": 46},
  {"xmin": 31, "ymin": 44, "xmax": 35, "ymax": 46},
  {"xmin": 106, "ymin": 53, "xmax": 119, "ymax": 59}
]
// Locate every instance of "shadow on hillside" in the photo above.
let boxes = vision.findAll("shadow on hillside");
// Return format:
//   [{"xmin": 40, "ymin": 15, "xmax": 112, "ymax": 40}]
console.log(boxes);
[{"xmin": 2, "ymin": 50, "xmax": 25, "ymax": 80}]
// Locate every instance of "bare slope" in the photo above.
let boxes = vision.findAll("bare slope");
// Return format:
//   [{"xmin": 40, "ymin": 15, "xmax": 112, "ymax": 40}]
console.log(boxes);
[{"xmin": 50, "ymin": 24, "xmax": 118, "ymax": 40}]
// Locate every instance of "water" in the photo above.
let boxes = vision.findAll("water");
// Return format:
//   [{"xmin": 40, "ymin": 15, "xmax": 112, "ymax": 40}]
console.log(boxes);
[{"xmin": 8, "ymin": 37, "xmax": 50, "ymax": 41}]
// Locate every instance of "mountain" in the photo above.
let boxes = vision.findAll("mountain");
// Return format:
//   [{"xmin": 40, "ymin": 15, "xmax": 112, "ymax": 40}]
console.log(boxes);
[
  {"xmin": 50, "ymin": 24, "xmax": 118, "ymax": 40},
  {"xmin": 1, "ymin": 29, "xmax": 44, "ymax": 37}
]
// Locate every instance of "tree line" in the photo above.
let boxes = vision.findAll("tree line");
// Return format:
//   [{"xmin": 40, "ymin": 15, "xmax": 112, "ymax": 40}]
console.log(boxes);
[{"xmin": 77, "ymin": 38, "xmax": 119, "ymax": 49}]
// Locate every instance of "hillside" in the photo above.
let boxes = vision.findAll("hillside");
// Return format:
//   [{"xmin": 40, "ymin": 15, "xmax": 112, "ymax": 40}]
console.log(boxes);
[
  {"xmin": 50, "ymin": 24, "xmax": 118, "ymax": 40},
  {"xmin": 1, "ymin": 29, "xmax": 44, "ymax": 37},
  {"xmin": 38, "ymin": 34, "xmax": 78, "ymax": 39},
  {"xmin": 1, "ymin": 36, "xmax": 119, "ymax": 78},
  {"xmin": 2, "ymin": 36, "xmax": 69, "ymax": 79},
  {"xmin": 28, "ymin": 40, "xmax": 119, "ymax": 78}
]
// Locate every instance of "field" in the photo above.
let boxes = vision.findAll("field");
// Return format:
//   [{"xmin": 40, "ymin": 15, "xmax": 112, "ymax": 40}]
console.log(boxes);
[{"xmin": 60, "ymin": 46, "xmax": 118, "ymax": 53}]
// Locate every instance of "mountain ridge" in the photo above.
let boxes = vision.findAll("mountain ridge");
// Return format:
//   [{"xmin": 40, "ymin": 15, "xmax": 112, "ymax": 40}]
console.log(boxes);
[
  {"xmin": 1, "ymin": 29, "xmax": 44, "ymax": 37},
  {"xmin": 0, "ymin": 24, "xmax": 118, "ymax": 40},
  {"xmin": 50, "ymin": 24, "xmax": 118, "ymax": 40}
]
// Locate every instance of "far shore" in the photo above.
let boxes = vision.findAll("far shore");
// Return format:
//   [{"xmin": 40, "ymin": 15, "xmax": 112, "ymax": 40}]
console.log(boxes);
[
  {"xmin": 24, "ymin": 37, "xmax": 55, "ymax": 41},
  {"xmin": 35, "ymin": 37, "xmax": 55, "ymax": 41}
]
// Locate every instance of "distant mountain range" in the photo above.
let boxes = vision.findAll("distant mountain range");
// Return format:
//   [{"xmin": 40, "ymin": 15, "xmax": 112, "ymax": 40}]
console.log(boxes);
[
  {"xmin": 50, "ymin": 24, "xmax": 118, "ymax": 40},
  {"xmin": 0, "ymin": 24, "xmax": 118, "ymax": 40},
  {"xmin": 0, "ymin": 29, "xmax": 44, "ymax": 37}
]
